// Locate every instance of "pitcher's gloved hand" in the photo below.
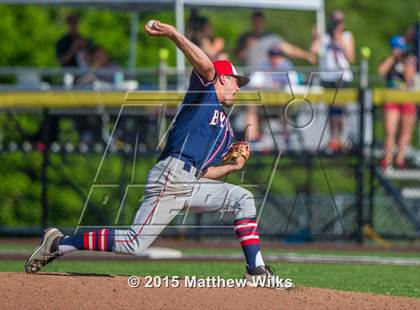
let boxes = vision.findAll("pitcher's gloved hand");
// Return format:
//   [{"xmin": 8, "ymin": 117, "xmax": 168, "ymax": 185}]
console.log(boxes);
[{"xmin": 223, "ymin": 141, "xmax": 250, "ymax": 163}]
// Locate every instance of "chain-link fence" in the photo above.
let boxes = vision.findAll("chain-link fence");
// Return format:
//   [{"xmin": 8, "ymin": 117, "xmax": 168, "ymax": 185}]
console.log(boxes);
[
  {"xmin": 367, "ymin": 102, "xmax": 420, "ymax": 239},
  {"xmin": 0, "ymin": 86, "xmax": 419, "ymax": 241}
]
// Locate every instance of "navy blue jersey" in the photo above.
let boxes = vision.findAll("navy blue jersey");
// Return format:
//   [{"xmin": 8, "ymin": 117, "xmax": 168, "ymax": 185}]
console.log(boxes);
[{"xmin": 158, "ymin": 71, "xmax": 233, "ymax": 170}]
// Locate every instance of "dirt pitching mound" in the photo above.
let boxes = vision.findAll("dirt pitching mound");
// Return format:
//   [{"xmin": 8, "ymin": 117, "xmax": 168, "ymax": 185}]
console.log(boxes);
[{"xmin": 1, "ymin": 272, "xmax": 418, "ymax": 310}]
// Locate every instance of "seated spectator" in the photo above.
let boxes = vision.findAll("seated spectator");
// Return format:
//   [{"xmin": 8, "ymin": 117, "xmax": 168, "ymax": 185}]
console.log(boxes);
[
  {"xmin": 246, "ymin": 46, "xmax": 297, "ymax": 145},
  {"xmin": 311, "ymin": 10, "xmax": 355, "ymax": 152},
  {"xmin": 74, "ymin": 43, "xmax": 128, "ymax": 89},
  {"xmin": 56, "ymin": 14, "xmax": 91, "ymax": 68},
  {"xmin": 249, "ymin": 45, "xmax": 297, "ymax": 89},
  {"xmin": 378, "ymin": 35, "xmax": 418, "ymax": 170},
  {"xmin": 235, "ymin": 11, "xmax": 316, "ymax": 68},
  {"xmin": 89, "ymin": 46, "xmax": 110, "ymax": 69}
]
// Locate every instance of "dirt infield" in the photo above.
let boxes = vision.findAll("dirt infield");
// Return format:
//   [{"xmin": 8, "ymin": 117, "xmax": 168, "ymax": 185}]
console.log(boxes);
[{"xmin": 1, "ymin": 273, "xmax": 419, "ymax": 310}]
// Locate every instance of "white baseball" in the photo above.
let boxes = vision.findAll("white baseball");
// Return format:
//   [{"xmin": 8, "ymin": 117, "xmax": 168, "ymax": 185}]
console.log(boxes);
[{"xmin": 147, "ymin": 20, "xmax": 156, "ymax": 29}]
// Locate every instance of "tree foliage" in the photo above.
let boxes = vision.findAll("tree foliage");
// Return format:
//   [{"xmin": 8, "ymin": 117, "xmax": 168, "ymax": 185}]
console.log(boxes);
[{"xmin": 0, "ymin": 0, "xmax": 418, "ymax": 71}]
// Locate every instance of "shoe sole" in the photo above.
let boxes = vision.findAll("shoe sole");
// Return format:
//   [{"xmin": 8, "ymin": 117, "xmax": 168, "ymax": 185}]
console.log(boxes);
[{"xmin": 25, "ymin": 228, "xmax": 63, "ymax": 274}]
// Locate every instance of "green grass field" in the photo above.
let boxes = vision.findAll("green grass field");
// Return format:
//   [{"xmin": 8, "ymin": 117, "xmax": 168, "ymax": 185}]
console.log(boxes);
[
  {"xmin": 179, "ymin": 247, "xmax": 420, "ymax": 259},
  {"xmin": 2, "ymin": 242, "xmax": 419, "ymax": 259}
]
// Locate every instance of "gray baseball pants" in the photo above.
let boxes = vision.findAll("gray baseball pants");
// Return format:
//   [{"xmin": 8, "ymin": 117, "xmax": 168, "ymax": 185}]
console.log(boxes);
[{"xmin": 113, "ymin": 156, "xmax": 256, "ymax": 255}]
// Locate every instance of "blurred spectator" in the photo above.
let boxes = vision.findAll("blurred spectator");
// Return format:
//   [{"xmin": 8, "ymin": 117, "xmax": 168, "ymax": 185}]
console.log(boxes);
[
  {"xmin": 39, "ymin": 14, "xmax": 91, "ymax": 144},
  {"xmin": 405, "ymin": 22, "xmax": 420, "ymax": 72},
  {"xmin": 198, "ymin": 17, "xmax": 225, "ymax": 60},
  {"xmin": 215, "ymin": 51, "xmax": 230, "ymax": 61},
  {"xmin": 378, "ymin": 35, "xmax": 417, "ymax": 170},
  {"xmin": 88, "ymin": 46, "xmax": 111, "ymax": 69},
  {"xmin": 246, "ymin": 46, "xmax": 298, "ymax": 145},
  {"xmin": 186, "ymin": 9, "xmax": 200, "ymax": 43},
  {"xmin": 56, "ymin": 14, "xmax": 91, "ymax": 67},
  {"xmin": 235, "ymin": 11, "xmax": 316, "ymax": 68},
  {"xmin": 405, "ymin": 22, "xmax": 420, "ymax": 90},
  {"xmin": 235, "ymin": 11, "xmax": 268, "ymax": 65},
  {"xmin": 187, "ymin": 15, "xmax": 224, "ymax": 60},
  {"xmin": 311, "ymin": 10, "xmax": 355, "ymax": 152},
  {"xmin": 249, "ymin": 46, "xmax": 297, "ymax": 89},
  {"xmin": 77, "ymin": 45, "xmax": 117, "ymax": 85}
]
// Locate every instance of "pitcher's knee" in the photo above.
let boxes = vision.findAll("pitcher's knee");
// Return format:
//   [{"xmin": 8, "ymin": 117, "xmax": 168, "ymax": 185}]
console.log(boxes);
[
  {"xmin": 234, "ymin": 188, "xmax": 256, "ymax": 219},
  {"xmin": 114, "ymin": 238, "xmax": 146, "ymax": 256},
  {"xmin": 125, "ymin": 240, "xmax": 147, "ymax": 256},
  {"xmin": 113, "ymin": 229, "xmax": 154, "ymax": 256}
]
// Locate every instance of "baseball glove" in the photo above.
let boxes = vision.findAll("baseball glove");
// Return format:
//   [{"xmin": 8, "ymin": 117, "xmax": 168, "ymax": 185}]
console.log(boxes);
[{"xmin": 223, "ymin": 141, "xmax": 250, "ymax": 162}]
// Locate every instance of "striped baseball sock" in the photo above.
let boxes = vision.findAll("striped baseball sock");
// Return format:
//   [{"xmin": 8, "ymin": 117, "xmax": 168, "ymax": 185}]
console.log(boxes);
[
  {"xmin": 234, "ymin": 218, "xmax": 264, "ymax": 269},
  {"xmin": 58, "ymin": 228, "xmax": 115, "ymax": 255}
]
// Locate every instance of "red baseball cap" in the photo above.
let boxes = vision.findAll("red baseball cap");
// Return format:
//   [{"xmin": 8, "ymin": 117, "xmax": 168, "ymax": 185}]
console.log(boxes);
[{"xmin": 213, "ymin": 60, "xmax": 249, "ymax": 88}]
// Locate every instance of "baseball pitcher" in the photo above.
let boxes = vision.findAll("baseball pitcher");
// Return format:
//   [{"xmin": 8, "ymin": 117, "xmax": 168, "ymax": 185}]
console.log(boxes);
[{"xmin": 25, "ymin": 20, "xmax": 286, "ymax": 288}]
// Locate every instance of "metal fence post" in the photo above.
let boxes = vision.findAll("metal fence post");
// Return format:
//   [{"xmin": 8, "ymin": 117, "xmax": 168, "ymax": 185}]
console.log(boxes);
[
  {"xmin": 158, "ymin": 49, "xmax": 169, "ymax": 145},
  {"xmin": 356, "ymin": 47, "xmax": 371, "ymax": 243},
  {"xmin": 40, "ymin": 108, "xmax": 50, "ymax": 229},
  {"xmin": 368, "ymin": 102, "xmax": 376, "ymax": 229},
  {"xmin": 128, "ymin": 12, "xmax": 139, "ymax": 73}
]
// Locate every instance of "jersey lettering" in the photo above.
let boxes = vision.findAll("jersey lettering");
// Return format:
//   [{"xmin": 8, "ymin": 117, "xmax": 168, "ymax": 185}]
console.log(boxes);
[
  {"xmin": 209, "ymin": 110, "xmax": 220, "ymax": 125},
  {"xmin": 209, "ymin": 109, "xmax": 227, "ymax": 128},
  {"xmin": 159, "ymin": 71, "xmax": 232, "ymax": 170},
  {"xmin": 219, "ymin": 112, "xmax": 226, "ymax": 128}
]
